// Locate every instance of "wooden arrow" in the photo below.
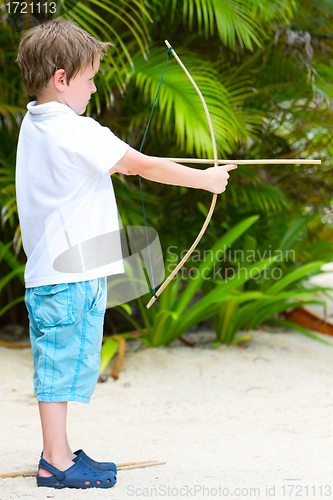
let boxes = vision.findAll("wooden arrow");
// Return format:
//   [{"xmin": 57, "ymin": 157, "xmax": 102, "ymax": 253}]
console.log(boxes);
[{"xmin": 161, "ymin": 158, "xmax": 321, "ymax": 165}]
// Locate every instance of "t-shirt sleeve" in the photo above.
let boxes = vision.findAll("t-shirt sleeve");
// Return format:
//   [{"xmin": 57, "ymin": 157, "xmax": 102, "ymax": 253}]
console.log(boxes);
[{"xmin": 70, "ymin": 116, "xmax": 129, "ymax": 175}]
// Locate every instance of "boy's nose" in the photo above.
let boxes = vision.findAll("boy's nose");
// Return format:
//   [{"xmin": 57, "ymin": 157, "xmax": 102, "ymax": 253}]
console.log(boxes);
[{"xmin": 91, "ymin": 83, "xmax": 97, "ymax": 94}]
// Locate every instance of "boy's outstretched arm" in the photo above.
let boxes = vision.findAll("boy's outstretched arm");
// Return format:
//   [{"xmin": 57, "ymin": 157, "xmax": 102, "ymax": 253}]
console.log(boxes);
[{"xmin": 110, "ymin": 147, "xmax": 237, "ymax": 194}]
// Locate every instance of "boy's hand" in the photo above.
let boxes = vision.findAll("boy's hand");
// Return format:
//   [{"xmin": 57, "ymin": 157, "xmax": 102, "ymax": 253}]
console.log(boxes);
[{"xmin": 204, "ymin": 164, "xmax": 237, "ymax": 194}]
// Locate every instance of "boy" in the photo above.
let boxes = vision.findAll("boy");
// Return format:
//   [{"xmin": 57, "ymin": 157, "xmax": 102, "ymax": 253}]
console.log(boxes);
[{"xmin": 15, "ymin": 19, "xmax": 237, "ymax": 489}]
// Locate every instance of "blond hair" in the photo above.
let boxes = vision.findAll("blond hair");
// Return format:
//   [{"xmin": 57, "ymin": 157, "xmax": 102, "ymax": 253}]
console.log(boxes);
[{"xmin": 17, "ymin": 19, "xmax": 112, "ymax": 95}]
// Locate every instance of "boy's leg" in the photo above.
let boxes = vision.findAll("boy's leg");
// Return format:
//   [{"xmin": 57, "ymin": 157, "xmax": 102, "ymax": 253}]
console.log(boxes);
[
  {"xmin": 25, "ymin": 278, "xmax": 107, "ymax": 480},
  {"xmin": 38, "ymin": 401, "xmax": 76, "ymax": 477},
  {"xmin": 38, "ymin": 401, "xmax": 107, "ymax": 486}
]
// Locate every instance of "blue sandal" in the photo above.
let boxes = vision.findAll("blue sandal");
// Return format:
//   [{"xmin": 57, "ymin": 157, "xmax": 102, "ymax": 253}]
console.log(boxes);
[
  {"xmin": 73, "ymin": 449, "xmax": 117, "ymax": 473},
  {"xmin": 36, "ymin": 456, "xmax": 117, "ymax": 489}
]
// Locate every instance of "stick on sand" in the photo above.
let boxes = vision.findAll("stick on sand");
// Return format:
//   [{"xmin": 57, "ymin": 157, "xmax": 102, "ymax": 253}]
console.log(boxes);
[{"xmin": 0, "ymin": 461, "xmax": 166, "ymax": 479}]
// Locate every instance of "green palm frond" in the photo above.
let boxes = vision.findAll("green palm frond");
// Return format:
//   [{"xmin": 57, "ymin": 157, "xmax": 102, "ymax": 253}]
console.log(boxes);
[
  {"xmin": 128, "ymin": 47, "xmax": 263, "ymax": 157},
  {"xmin": 175, "ymin": 0, "xmax": 295, "ymax": 50},
  {"xmin": 67, "ymin": 0, "xmax": 151, "ymax": 66},
  {"xmin": 222, "ymin": 182, "xmax": 290, "ymax": 214},
  {"xmin": 64, "ymin": 0, "xmax": 153, "ymax": 112}
]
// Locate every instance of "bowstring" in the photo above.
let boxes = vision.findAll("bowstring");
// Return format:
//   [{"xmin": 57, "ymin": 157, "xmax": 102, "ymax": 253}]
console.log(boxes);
[{"xmin": 138, "ymin": 47, "xmax": 173, "ymax": 300}]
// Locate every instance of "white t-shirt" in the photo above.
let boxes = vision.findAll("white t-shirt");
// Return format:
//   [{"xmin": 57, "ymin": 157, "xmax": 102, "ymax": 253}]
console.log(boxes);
[{"xmin": 16, "ymin": 101, "xmax": 130, "ymax": 288}]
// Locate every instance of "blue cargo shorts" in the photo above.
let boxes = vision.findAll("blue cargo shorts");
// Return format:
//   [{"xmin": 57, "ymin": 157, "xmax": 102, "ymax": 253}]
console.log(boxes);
[{"xmin": 25, "ymin": 277, "xmax": 107, "ymax": 404}]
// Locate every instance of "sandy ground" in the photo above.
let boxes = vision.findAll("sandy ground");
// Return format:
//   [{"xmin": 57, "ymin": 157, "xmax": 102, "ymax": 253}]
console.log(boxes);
[{"xmin": 0, "ymin": 268, "xmax": 333, "ymax": 500}]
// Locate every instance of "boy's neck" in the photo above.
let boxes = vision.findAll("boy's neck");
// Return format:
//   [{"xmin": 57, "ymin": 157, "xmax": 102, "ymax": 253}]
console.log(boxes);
[
  {"xmin": 36, "ymin": 81, "xmax": 66, "ymax": 106},
  {"xmin": 36, "ymin": 93, "xmax": 65, "ymax": 107}
]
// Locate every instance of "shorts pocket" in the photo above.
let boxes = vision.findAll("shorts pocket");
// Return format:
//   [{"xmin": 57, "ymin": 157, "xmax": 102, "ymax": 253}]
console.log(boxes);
[
  {"xmin": 33, "ymin": 283, "xmax": 75, "ymax": 328},
  {"xmin": 88, "ymin": 277, "xmax": 107, "ymax": 316}
]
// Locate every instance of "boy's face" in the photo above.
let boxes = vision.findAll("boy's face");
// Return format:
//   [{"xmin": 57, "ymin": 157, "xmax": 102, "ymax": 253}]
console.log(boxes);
[{"xmin": 63, "ymin": 58, "xmax": 100, "ymax": 115}]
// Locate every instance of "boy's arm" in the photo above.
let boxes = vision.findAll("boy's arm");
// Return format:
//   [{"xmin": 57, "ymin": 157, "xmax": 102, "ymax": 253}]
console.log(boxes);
[{"xmin": 110, "ymin": 147, "xmax": 237, "ymax": 194}]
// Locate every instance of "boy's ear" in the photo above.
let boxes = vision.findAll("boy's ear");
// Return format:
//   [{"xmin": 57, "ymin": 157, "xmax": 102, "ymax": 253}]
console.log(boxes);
[{"xmin": 53, "ymin": 69, "xmax": 68, "ymax": 93}]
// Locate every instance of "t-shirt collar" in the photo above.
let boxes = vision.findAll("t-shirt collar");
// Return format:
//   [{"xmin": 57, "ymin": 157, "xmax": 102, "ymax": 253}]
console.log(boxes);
[{"xmin": 27, "ymin": 101, "xmax": 77, "ymax": 117}]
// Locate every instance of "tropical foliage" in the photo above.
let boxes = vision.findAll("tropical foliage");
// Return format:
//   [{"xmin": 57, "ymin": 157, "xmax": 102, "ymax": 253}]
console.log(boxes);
[
  {"xmin": 0, "ymin": 0, "xmax": 332, "ymax": 340},
  {"xmin": 99, "ymin": 214, "xmax": 332, "ymax": 372},
  {"xmin": 201, "ymin": 216, "xmax": 333, "ymax": 345},
  {"xmin": 113, "ymin": 216, "xmax": 332, "ymax": 346}
]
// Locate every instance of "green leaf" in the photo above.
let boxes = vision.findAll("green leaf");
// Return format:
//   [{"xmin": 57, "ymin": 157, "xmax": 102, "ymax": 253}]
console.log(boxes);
[
  {"xmin": 266, "ymin": 261, "xmax": 326, "ymax": 295},
  {"xmin": 151, "ymin": 309, "xmax": 178, "ymax": 347},
  {"xmin": 247, "ymin": 299, "xmax": 326, "ymax": 330},
  {"xmin": 278, "ymin": 216, "xmax": 310, "ymax": 253},
  {"xmin": 174, "ymin": 215, "xmax": 260, "ymax": 315},
  {"xmin": 100, "ymin": 337, "xmax": 119, "ymax": 373}
]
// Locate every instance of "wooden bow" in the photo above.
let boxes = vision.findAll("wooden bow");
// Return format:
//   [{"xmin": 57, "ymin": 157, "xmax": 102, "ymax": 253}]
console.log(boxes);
[{"xmin": 146, "ymin": 40, "xmax": 220, "ymax": 309}]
